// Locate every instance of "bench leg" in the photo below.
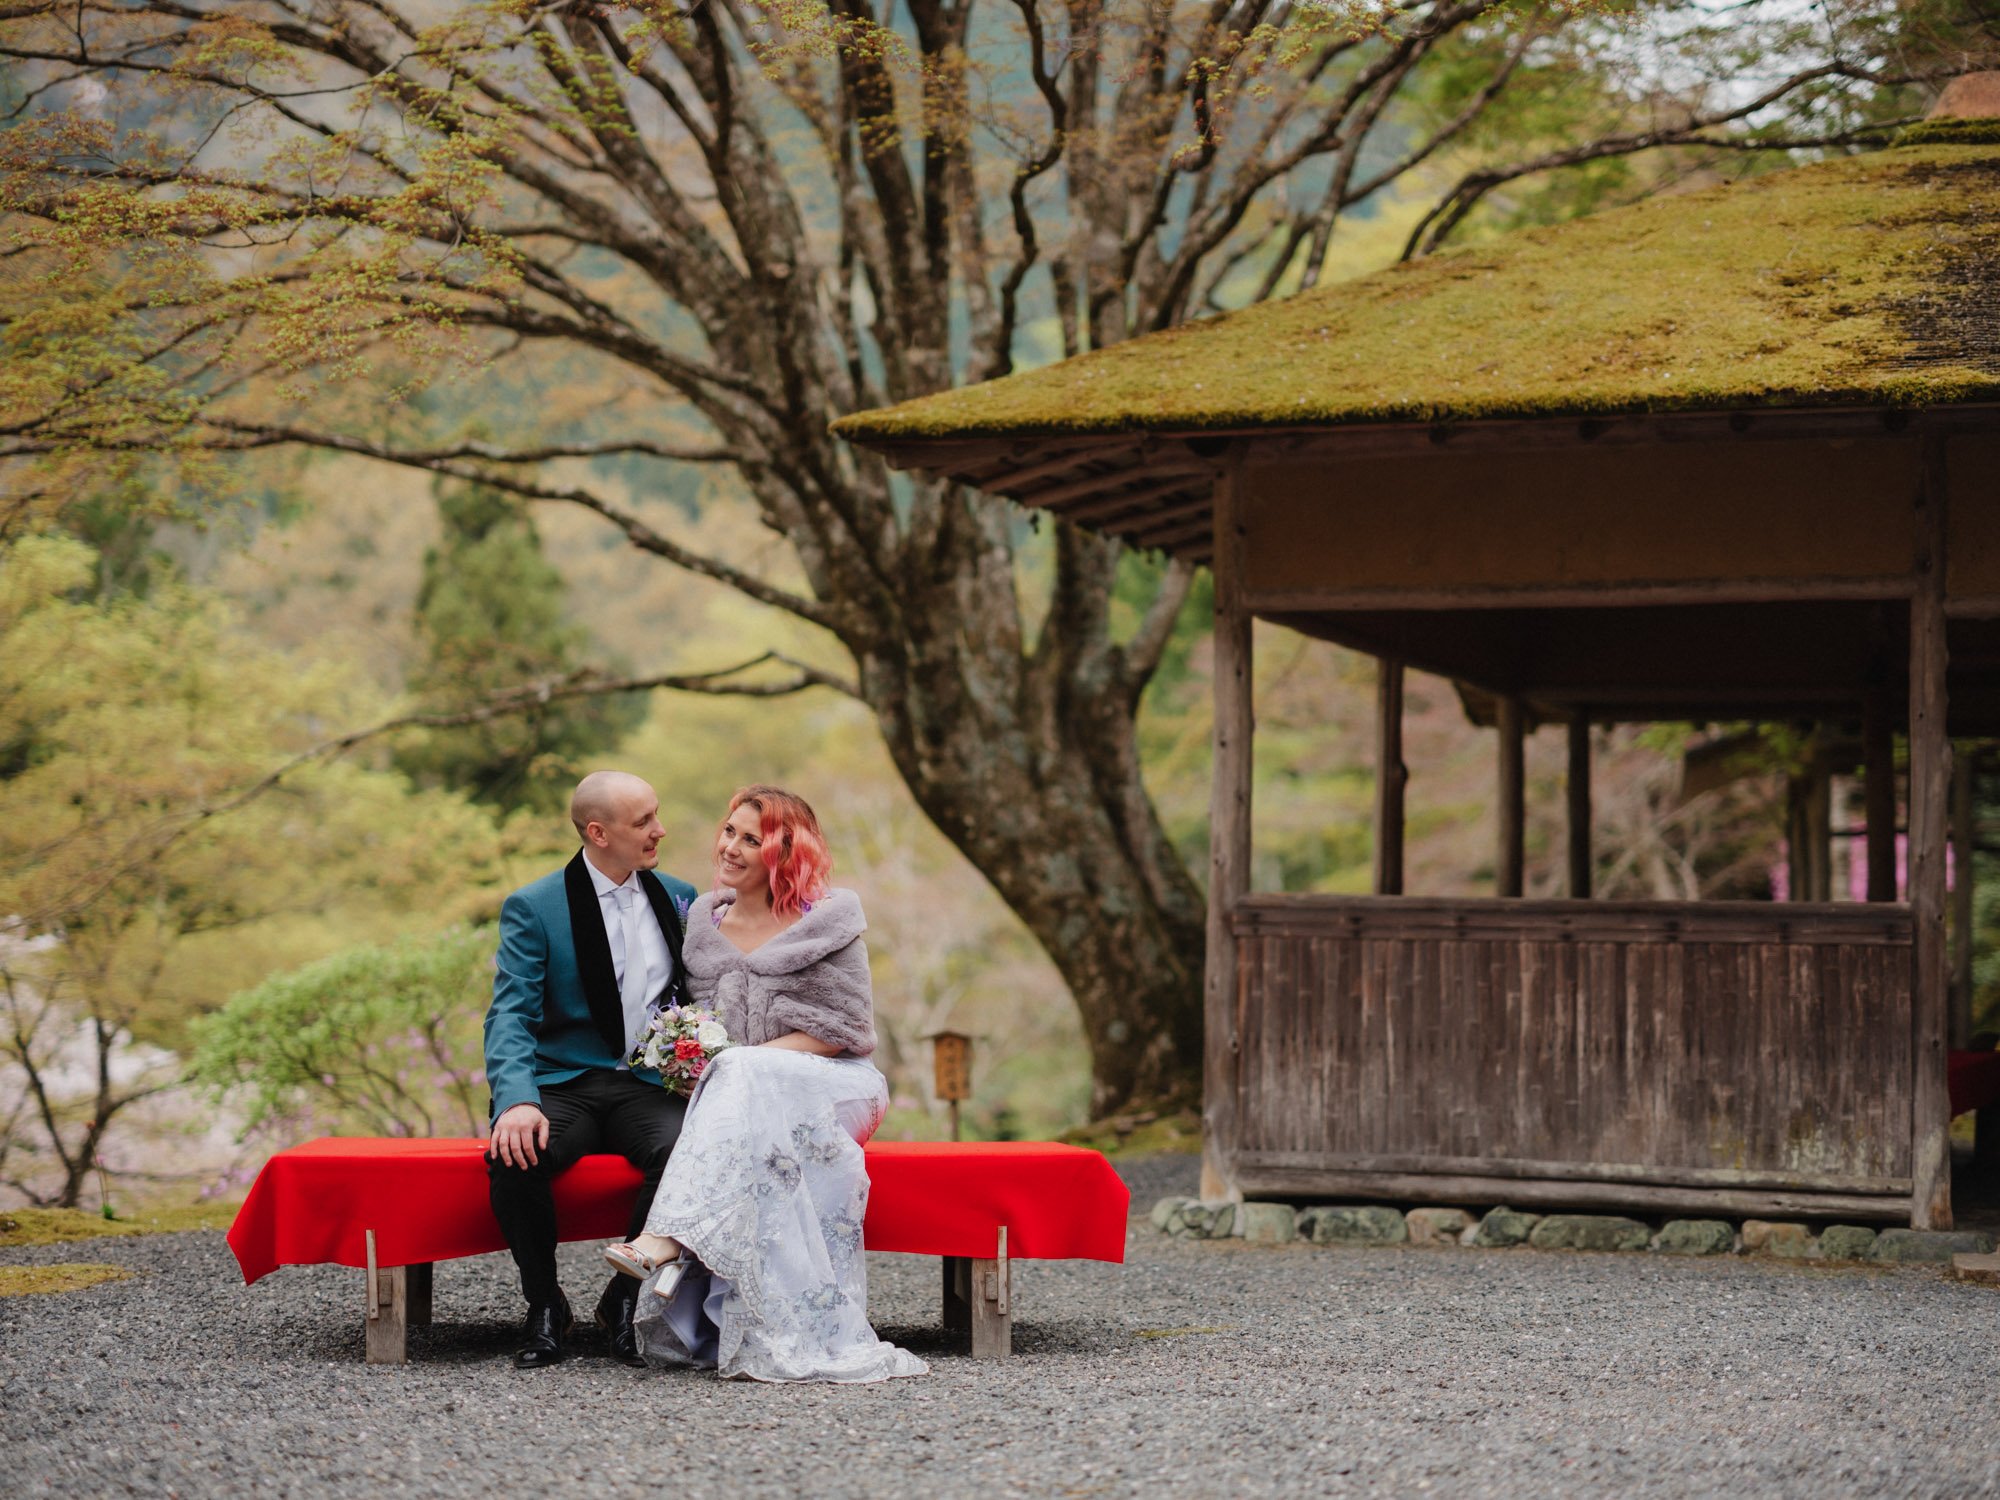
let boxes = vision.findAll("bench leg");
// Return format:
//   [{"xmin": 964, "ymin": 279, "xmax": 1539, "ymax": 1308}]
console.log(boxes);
[
  {"xmin": 942, "ymin": 1256, "xmax": 971, "ymax": 1336},
  {"xmin": 363, "ymin": 1231, "xmax": 408, "ymax": 1365},
  {"xmin": 406, "ymin": 1261, "xmax": 434, "ymax": 1327},
  {"xmin": 970, "ymin": 1227, "xmax": 1011, "ymax": 1360}
]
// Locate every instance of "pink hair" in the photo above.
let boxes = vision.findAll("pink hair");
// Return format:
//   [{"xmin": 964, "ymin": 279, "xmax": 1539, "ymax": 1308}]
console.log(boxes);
[{"xmin": 724, "ymin": 785, "xmax": 831, "ymax": 918}]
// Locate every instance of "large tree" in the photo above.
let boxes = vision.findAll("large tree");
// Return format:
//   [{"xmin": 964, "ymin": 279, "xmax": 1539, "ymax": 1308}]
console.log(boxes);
[{"xmin": 0, "ymin": 0, "xmax": 1968, "ymax": 1111}]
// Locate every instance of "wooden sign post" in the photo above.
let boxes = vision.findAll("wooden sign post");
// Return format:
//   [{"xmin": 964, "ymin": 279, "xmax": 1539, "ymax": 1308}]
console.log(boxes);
[{"xmin": 928, "ymin": 1030, "xmax": 972, "ymax": 1141}]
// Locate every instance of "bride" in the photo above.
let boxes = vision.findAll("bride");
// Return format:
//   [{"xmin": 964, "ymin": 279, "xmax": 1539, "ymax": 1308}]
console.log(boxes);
[{"xmin": 603, "ymin": 785, "xmax": 927, "ymax": 1383}]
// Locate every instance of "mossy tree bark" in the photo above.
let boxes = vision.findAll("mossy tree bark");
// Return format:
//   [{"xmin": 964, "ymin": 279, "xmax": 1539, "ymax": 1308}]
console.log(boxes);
[{"xmin": 0, "ymin": 1, "xmax": 1951, "ymax": 1111}]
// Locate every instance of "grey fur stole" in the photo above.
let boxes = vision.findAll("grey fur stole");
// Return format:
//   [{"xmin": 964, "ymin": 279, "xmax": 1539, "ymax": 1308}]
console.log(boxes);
[{"xmin": 681, "ymin": 889, "xmax": 876, "ymax": 1056}]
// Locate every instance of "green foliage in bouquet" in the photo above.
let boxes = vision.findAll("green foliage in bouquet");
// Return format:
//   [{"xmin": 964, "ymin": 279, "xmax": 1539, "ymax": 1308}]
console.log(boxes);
[{"xmin": 193, "ymin": 926, "xmax": 496, "ymax": 1141}]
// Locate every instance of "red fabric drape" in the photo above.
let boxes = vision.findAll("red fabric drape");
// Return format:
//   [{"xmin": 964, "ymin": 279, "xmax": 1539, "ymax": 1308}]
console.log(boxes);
[{"xmin": 226, "ymin": 1137, "xmax": 1129, "ymax": 1283}]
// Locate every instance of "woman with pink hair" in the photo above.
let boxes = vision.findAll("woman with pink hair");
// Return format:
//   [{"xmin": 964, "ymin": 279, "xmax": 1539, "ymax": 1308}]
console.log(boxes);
[{"xmin": 604, "ymin": 786, "xmax": 925, "ymax": 1383}]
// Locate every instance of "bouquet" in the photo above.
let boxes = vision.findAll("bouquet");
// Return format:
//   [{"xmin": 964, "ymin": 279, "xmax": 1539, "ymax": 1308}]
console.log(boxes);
[{"xmin": 629, "ymin": 1004, "xmax": 733, "ymax": 1094}]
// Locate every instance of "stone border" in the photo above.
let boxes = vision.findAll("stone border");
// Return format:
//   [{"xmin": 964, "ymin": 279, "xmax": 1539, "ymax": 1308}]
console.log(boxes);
[{"xmin": 1149, "ymin": 1198, "xmax": 1997, "ymax": 1267}]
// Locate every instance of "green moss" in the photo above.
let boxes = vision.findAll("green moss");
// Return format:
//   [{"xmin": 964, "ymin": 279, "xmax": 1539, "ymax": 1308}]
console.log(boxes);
[
  {"xmin": 1895, "ymin": 119, "xmax": 2000, "ymax": 149},
  {"xmin": 0, "ymin": 1263, "xmax": 133, "ymax": 1297},
  {"xmin": 1058, "ymin": 1106, "xmax": 1202, "ymax": 1157},
  {"xmin": 833, "ymin": 143, "xmax": 2000, "ymax": 443},
  {"xmin": 0, "ymin": 1201, "xmax": 239, "ymax": 1249}
]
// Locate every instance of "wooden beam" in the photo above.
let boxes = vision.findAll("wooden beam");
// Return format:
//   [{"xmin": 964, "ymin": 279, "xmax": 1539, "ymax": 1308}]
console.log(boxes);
[
  {"xmin": 362, "ymin": 1231, "xmax": 408, "ymax": 1366},
  {"xmin": 1236, "ymin": 1147, "xmax": 1910, "ymax": 1196},
  {"xmin": 1244, "ymin": 403, "xmax": 1997, "ymax": 462},
  {"xmin": 1242, "ymin": 575, "xmax": 1910, "ymax": 615},
  {"xmin": 1233, "ymin": 890, "xmax": 1914, "ymax": 946},
  {"xmin": 969, "ymin": 1228, "xmax": 1011, "ymax": 1359},
  {"xmin": 959, "ymin": 438, "xmax": 1141, "ymax": 491},
  {"xmin": 1018, "ymin": 461, "xmax": 1210, "ymax": 515},
  {"xmin": 1953, "ymin": 748, "xmax": 1976, "ymax": 1051},
  {"xmin": 1232, "ymin": 1164, "xmax": 1914, "ymax": 1223},
  {"xmin": 1567, "ymin": 712, "xmax": 1592, "ymax": 900},
  {"xmin": 1114, "ymin": 492, "xmax": 1224, "ymax": 544},
  {"xmin": 1373, "ymin": 657, "xmax": 1407, "ymax": 896},
  {"xmin": 1864, "ymin": 676, "xmax": 1897, "ymax": 902},
  {"xmin": 852, "ymin": 405, "xmax": 2000, "ymax": 492},
  {"xmin": 1202, "ymin": 457, "xmax": 1251, "ymax": 1203},
  {"xmin": 1497, "ymin": 696, "xmax": 1526, "ymax": 898},
  {"xmin": 1909, "ymin": 435, "xmax": 1952, "ymax": 1230}
]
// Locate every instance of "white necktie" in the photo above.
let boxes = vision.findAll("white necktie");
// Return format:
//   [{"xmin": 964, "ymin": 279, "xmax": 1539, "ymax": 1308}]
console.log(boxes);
[{"xmin": 613, "ymin": 884, "xmax": 649, "ymax": 1051}]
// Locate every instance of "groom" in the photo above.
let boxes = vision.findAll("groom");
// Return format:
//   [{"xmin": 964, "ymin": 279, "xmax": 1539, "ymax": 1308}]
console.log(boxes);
[{"xmin": 485, "ymin": 770, "xmax": 698, "ymax": 1369}]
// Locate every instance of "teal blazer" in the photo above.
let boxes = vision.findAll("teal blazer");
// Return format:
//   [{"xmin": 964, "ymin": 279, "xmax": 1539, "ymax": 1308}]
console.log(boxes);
[{"xmin": 484, "ymin": 853, "xmax": 699, "ymax": 1118}]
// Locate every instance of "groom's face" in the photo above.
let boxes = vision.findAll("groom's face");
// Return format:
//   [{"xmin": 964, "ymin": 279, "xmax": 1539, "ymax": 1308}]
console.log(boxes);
[{"xmin": 598, "ymin": 786, "xmax": 665, "ymax": 875}]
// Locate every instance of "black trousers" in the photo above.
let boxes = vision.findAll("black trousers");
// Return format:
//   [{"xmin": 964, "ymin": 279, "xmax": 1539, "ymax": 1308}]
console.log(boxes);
[{"xmin": 487, "ymin": 1070, "xmax": 687, "ymax": 1307}]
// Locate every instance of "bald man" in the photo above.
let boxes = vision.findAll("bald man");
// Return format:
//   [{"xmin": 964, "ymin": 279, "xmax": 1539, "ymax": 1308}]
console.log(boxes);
[{"xmin": 484, "ymin": 771, "xmax": 698, "ymax": 1369}]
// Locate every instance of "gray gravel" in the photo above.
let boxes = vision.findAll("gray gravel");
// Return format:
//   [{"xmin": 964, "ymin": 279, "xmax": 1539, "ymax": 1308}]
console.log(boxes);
[{"xmin": 5, "ymin": 1153, "xmax": 1999, "ymax": 1499}]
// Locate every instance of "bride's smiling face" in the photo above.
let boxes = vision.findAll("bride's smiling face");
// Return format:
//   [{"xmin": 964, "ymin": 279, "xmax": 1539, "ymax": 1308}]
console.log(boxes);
[{"xmin": 715, "ymin": 808, "xmax": 770, "ymax": 904}]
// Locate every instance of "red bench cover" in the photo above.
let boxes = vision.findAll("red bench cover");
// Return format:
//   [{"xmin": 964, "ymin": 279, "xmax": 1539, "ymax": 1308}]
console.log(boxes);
[
  {"xmin": 1950, "ymin": 1049, "xmax": 2000, "ymax": 1118},
  {"xmin": 227, "ymin": 1137, "xmax": 1129, "ymax": 1283}
]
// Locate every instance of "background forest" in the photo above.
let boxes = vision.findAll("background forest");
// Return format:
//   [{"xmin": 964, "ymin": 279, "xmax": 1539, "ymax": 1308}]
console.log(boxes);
[{"xmin": 2, "ymin": 0, "xmax": 1995, "ymax": 1210}]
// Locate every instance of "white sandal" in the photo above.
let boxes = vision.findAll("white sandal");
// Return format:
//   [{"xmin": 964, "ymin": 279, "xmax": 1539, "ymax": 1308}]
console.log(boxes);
[{"xmin": 603, "ymin": 1242, "xmax": 668, "ymax": 1280}]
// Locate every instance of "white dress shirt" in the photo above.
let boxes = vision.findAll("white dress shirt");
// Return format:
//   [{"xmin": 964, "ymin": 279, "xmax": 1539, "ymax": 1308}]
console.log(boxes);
[{"xmin": 583, "ymin": 852, "xmax": 675, "ymax": 1063}]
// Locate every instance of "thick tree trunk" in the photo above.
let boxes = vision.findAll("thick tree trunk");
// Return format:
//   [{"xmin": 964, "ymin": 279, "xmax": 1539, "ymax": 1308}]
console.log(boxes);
[
  {"xmin": 898, "ymin": 744, "xmax": 1206, "ymax": 1114},
  {"xmin": 854, "ymin": 513, "xmax": 1207, "ymax": 1114}
]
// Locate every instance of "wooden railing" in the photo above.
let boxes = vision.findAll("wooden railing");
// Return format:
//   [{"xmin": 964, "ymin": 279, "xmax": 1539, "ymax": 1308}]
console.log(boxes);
[{"xmin": 1222, "ymin": 894, "xmax": 1916, "ymax": 1219}]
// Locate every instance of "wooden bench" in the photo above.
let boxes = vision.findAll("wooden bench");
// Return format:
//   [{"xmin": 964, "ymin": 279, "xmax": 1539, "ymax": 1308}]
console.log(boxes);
[{"xmin": 227, "ymin": 1137, "xmax": 1129, "ymax": 1364}]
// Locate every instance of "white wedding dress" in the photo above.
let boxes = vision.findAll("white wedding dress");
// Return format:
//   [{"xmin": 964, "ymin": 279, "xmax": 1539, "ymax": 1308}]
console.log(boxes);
[{"xmin": 630, "ymin": 1044, "xmax": 928, "ymax": 1382}]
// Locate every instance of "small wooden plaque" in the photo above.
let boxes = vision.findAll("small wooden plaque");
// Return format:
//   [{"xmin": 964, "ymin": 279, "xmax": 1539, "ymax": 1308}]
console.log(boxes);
[{"xmin": 931, "ymin": 1031, "xmax": 972, "ymax": 1102}]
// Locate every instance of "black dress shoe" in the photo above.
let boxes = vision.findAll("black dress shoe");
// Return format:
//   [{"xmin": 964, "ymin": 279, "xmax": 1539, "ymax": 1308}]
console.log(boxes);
[
  {"xmin": 594, "ymin": 1276, "xmax": 646, "ymax": 1368},
  {"xmin": 513, "ymin": 1290, "xmax": 574, "ymax": 1369}
]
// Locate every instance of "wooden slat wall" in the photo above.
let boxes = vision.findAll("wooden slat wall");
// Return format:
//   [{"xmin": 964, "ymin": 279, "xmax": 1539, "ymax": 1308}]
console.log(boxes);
[{"xmin": 1230, "ymin": 896, "xmax": 1914, "ymax": 1196}]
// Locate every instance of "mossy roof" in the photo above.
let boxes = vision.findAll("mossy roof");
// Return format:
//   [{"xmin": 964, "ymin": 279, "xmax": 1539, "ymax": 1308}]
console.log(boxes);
[{"xmin": 833, "ymin": 138, "xmax": 2000, "ymax": 446}]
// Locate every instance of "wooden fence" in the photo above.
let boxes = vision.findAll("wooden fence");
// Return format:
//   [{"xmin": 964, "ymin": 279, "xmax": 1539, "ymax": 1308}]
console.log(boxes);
[{"xmin": 1224, "ymin": 894, "xmax": 1917, "ymax": 1221}]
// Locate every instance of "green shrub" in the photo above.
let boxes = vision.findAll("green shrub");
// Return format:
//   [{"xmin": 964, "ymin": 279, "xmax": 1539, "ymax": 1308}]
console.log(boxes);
[{"xmin": 192, "ymin": 925, "xmax": 495, "ymax": 1140}]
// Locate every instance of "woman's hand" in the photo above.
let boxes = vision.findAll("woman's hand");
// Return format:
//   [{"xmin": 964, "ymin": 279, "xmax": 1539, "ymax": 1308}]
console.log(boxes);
[{"xmin": 760, "ymin": 1031, "xmax": 840, "ymax": 1056}]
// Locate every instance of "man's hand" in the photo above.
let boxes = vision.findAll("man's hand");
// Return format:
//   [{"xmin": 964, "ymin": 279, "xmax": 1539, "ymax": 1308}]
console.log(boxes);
[{"xmin": 488, "ymin": 1102, "xmax": 551, "ymax": 1168}]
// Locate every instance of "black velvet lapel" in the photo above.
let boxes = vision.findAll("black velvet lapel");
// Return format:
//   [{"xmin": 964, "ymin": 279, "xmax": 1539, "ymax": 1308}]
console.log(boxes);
[
  {"xmin": 637, "ymin": 870, "xmax": 688, "ymax": 1009},
  {"xmin": 562, "ymin": 853, "xmax": 629, "ymax": 1054}
]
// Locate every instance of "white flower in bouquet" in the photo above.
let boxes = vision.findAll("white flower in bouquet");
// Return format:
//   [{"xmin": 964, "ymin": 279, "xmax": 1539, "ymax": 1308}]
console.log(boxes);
[{"xmin": 629, "ymin": 1004, "xmax": 734, "ymax": 1094}]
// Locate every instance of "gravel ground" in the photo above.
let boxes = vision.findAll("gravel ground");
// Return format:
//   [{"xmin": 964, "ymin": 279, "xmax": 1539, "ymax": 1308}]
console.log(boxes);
[{"xmin": 5, "ymin": 1153, "xmax": 1999, "ymax": 1499}]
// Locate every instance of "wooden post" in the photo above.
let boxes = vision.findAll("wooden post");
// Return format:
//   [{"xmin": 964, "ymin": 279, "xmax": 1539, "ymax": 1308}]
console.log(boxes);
[
  {"xmin": 362, "ymin": 1230, "xmax": 409, "ymax": 1365},
  {"xmin": 1909, "ymin": 436, "xmax": 1952, "ymax": 1230},
  {"xmin": 1806, "ymin": 754, "xmax": 1833, "ymax": 903},
  {"xmin": 942, "ymin": 1256, "xmax": 971, "ymax": 1337},
  {"xmin": 1952, "ymin": 750, "xmax": 1976, "ymax": 1051},
  {"xmin": 1864, "ymin": 682, "xmax": 1897, "ymax": 902},
  {"xmin": 1497, "ymin": 696, "xmax": 1526, "ymax": 898},
  {"xmin": 1202, "ymin": 458, "xmax": 1251, "ymax": 1203},
  {"xmin": 1374, "ymin": 657, "xmax": 1406, "ymax": 896},
  {"xmin": 1566, "ymin": 712, "xmax": 1592, "ymax": 900},
  {"xmin": 1786, "ymin": 771, "xmax": 1811, "ymax": 904},
  {"xmin": 969, "ymin": 1227, "xmax": 1011, "ymax": 1359},
  {"xmin": 1784, "ymin": 743, "xmax": 1832, "ymax": 903},
  {"xmin": 406, "ymin": 1261, "xmax": 433, "ymax": 1328}
]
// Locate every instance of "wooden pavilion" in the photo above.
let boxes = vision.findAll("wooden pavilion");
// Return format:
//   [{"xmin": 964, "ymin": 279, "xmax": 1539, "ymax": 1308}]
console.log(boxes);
[{"xmin": 835, "ymin": 114, "xmax": 2000, "ymax": 1229}]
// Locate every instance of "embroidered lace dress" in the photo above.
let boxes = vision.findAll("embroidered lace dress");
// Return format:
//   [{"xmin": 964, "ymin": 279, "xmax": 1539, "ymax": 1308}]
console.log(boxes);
[{"xmin": 631, "ymin": 890, "xmax": 927, "ymax": 1383}]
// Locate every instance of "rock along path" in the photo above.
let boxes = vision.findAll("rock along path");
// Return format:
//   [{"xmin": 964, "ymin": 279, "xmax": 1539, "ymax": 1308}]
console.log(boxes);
[{"xmin": 4, "ymin": 1155, "xmax": 1998, "ymax": 1499}]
